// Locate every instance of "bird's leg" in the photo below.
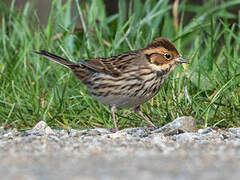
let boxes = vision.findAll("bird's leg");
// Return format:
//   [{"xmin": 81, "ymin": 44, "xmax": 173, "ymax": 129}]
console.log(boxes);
[
  {"xmin": 134, "ymin": 106, "xmax": 156, "ymax": 127},
  {"xmin": 110, "ymin": 106, "xmax": 119, "ymax": 132}
]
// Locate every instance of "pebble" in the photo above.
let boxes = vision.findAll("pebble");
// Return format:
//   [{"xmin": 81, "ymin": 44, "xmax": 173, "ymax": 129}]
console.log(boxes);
[
  {"xmin": 22, "ymin": 121, "xmax": 55, "ymax": 136},
  {"xmin": 228, "ymin": 128, "xmax": 240, "ymax": 134},
  {"xmin": 125, "ymin": 127, "xmax": 149, "ymax": 137},
  {"xmin": 198, "ymin": 127, "xmax": 214, "ymax": 135},
  {"xmin": 152, "ymin": 116, "xmax": 197, "ymax": 135},
  {"xmin": 172, "ymin": 133, "xmax": 194, "ymax": 143},
  {"xmin": 3, "ymin": 128, "xmax": 19, "ymax": 138}
]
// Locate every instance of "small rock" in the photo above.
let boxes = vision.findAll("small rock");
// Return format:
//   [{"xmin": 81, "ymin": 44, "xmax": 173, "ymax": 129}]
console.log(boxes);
[
  {"xmin": 22, "ymin": 121, "xmax": 55, "ymax": 136},
  {"xmin": 151, "ymin": 133, "xmax": 167, "ymax": 143},
  {"xmin": 3, "ymin": 128, "xmax": 19, "ymax": 138},
  {"xmin": 173, "ymin": 133, "xmax": 194, "ymax": 143},
  {"xmin": 108, "ymin": 130, "xmax": 128, "ymax": 139},
  {"xmin": 93, "ymin": 128, "xmax": 111, "ymax": 134},
  {"xmin": 68, "ymin": 129, "xmax": 86, "ymax": 137},
  {"xmin": 198, "ymin": 127, "xmax": 213, "ymax": 135},
  {"xmin": 221, "ymin": 131, "xmax": 239, "ymax": 140},
  {"xmin": 32, "ymin": 121, "xmax": 48, "ymax": 131},
  {"xmin": 229, "ymin": 128, "xmax": 240, "ymax": 135},
  {"xmin": 73, "ymin": 128, "xmax": 111, "ymax": 137},
  {"xmin": 152, "ymin": 116, "xmax": 197, "ymax": 135},
  {"xmin": 45, "ymin": 126, "xmax": 55, "ymax": 135},
  {"xmin": 86, "ymin": 129, "xmax": 102, "ymax": 136},
  {"xmin": 53, "ymin": 130, "xmax": 68, "ymax": 137},
  {"xmin": 126, "ymin": 127, "xmax": 149, "ymax": 138},
  {"xmin": 221, "ymin": 133, "xmax": 229, "ymax": 140}
]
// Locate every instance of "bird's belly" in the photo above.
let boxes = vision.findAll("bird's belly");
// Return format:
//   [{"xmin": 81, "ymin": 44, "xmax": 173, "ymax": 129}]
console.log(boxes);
[
  {"xmin": 86, "ymin": 72, "xmax": 163, "ymax": 108},
  {"xmin": 93, "ymin": 94, "xmax": 155, "ymax": 108}
]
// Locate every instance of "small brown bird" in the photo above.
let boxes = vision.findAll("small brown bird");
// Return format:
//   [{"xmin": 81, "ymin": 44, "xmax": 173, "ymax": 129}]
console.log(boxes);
[{"xmin": 35, "ymin": 38, "xmax": 188, "ymax": 132}]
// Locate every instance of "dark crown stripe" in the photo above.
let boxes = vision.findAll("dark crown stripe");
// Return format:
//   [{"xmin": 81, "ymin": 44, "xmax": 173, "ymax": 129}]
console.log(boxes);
[{"xmin": 145, "ymin": 38, "xmax": 178, "ymax": 53}]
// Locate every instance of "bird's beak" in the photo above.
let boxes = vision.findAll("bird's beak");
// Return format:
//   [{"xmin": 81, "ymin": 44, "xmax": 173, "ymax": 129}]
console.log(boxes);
[{"xmin": 175, "ymin": 56, "xmax": 190, "ymax": 64}]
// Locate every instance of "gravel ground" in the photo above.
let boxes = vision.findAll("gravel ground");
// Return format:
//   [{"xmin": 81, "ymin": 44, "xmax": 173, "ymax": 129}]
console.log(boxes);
[{"xmin": 1, "ymin": 117, "xmax": 240, "ymax": 180}]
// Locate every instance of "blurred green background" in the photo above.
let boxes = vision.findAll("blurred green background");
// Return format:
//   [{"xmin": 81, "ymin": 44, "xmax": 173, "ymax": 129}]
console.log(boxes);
[{"xmin": 0, "ymin": 0, "xmax": 239, "ymax": 130}]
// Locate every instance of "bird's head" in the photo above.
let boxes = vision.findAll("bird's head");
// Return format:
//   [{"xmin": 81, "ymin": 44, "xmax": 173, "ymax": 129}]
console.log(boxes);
[{"xmin": 142, "ymin": 38, "xmax": 189, "ymax": 72}]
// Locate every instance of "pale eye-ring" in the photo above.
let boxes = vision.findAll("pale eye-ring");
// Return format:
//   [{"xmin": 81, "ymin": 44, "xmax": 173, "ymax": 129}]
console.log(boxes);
[{"xmin": 164, "ymin": 53, "xmax": 171, "ymax": 60}]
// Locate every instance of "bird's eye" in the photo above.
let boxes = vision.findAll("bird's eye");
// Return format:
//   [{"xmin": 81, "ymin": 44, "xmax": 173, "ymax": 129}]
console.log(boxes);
[{"xmin": 164, "ymin": 54, "xmax": 171, "ymax": 60}]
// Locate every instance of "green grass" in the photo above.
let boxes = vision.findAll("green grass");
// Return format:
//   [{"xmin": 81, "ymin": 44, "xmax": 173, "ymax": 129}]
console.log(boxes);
[{"xmin": 0, "ymin": 0, "xmax": 239, "ymax": 130}]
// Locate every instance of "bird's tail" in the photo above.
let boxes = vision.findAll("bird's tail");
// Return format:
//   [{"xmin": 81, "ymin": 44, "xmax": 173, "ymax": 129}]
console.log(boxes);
[{"xmin": 34, "ymin": 50, "xmax": 77, "ymax": 68}]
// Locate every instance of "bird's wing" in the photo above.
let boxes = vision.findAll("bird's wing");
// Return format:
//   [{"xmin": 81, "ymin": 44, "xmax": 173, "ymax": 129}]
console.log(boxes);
[{"xmin": 80, "ymin": 51, "xmax": 140, "ymax": 77}]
